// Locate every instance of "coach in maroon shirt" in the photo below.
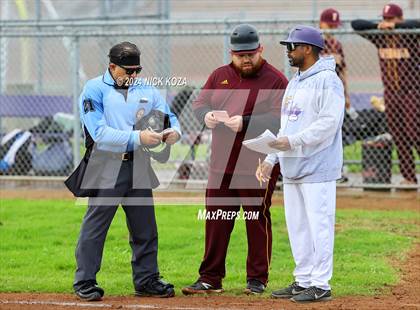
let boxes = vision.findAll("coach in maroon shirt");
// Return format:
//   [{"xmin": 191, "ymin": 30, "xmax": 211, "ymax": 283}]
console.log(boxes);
[{"xmin": 182, "ymin": 24, "xmax": 288, "ymax": 295}]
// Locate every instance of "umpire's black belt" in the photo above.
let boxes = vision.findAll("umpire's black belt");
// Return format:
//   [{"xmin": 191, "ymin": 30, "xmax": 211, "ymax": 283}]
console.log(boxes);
[{"xmin": 94, "ymin": 150, "xmax": 134, "ymax": 161}]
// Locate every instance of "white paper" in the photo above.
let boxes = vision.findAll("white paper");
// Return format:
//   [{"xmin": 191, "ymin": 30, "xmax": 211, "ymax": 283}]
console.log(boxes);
[
  {"xmin": 242, "ymin": 129, "xmax": 279, "ymax": 154},
  {"xmin": 212, "ymin": 110, "xmax": 230, "ymax": 122}
]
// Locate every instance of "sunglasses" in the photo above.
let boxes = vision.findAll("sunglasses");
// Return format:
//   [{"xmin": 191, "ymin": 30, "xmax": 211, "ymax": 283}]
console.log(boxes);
[
  {"xmin": 286, "ymin": 43, "xmax": 303, "ymax": 52},
  {"xmin": 119, "ymin": 65, "xmax": 142, "ymax": 75}
]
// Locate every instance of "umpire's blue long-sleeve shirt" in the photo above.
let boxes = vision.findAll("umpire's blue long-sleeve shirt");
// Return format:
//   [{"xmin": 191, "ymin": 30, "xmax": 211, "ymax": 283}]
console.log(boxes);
[{"xmin": 79, "ymin": 69, "xmax": 181, "ymax": 153}]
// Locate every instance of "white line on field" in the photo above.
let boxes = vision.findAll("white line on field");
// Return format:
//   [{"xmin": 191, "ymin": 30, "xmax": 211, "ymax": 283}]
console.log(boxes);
[{"xmin": 0, "ymin": 300, "xmax": 223, "ymax": 310}]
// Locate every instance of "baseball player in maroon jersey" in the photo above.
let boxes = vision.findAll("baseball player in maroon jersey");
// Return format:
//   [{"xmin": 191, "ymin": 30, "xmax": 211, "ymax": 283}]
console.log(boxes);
[
  {"xmin": 352, "ymin": 3, "xmax": 420, "ymax": 185},
  {"xmin": 320, "ymin": 8, "xmax": 351, "ymax": 183},
  {"xmin": 182, "ymin": 24, "xmax": 288, "ymax": 295},
  {"xmin": 320, "ymin": 8, "xmax": 350, "ymax": 110}
]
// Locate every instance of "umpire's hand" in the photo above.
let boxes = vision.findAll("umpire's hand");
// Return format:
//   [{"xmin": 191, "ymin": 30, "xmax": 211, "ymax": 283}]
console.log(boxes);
[
  {"xmin": 164, "ymin": 131, "xmax": 180, "ymax": 145},
  {"xmin": 140, "ymin": 129, "xmax": 163, "ymax": 145}
]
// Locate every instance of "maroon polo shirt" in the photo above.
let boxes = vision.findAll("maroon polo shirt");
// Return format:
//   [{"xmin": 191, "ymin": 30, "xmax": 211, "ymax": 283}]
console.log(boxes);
[{"xmin": 193, "ymin": 60, "xmax": 288, "ymax": 176}]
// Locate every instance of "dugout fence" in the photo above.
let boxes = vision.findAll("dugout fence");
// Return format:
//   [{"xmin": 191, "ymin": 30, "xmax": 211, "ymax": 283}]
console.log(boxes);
[{"xmin": 0, "ymin": 19, "xmax": 418, "ymax": 189}]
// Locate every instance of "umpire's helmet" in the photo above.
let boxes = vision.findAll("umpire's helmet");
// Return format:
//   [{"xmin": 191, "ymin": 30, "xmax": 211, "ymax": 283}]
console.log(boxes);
[{"xmin": 230, "ymin": 24, "xmax": 260, "ymax": 52}]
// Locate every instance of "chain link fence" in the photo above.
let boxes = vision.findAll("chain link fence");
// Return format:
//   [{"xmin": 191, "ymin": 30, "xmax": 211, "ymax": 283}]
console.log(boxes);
[{"xmin": 0, "ymin": 20, "xmax": 418, "ymax": 188}]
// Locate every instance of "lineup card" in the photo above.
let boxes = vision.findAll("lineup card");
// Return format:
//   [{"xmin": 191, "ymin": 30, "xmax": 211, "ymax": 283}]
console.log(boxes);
[
  {"xmin": 242, "ymin": 129, "xmax": 279, "ymax": 154},
  {"xmin": 212, "ymin": 110, "xmax": 230, "ymax": 122}
]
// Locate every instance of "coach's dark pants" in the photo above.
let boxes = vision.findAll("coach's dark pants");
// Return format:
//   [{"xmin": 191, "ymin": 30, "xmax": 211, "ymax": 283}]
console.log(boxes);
[
  {"xmin": 73, "ymin": 159, "xmax": 158, "ymax": 291},
  {"xmin": 198, "ymin": 166, "xmax": 279, "ymax": 287}
]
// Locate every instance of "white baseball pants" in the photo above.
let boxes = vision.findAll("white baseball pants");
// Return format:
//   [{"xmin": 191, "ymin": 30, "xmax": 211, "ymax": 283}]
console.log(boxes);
[{"xmin": 283, "ymin": 181, "xmax": 336, "ymax": 290}]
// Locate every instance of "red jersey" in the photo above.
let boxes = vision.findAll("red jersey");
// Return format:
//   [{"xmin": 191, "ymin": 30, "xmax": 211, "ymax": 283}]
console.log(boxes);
[
  {"xmin": 322, "ymin": 36, "xmax": 347, "ymax": 83},
  {"xmin": 352, "ymin": 19, "xmax": 419, "ymax": 93}
]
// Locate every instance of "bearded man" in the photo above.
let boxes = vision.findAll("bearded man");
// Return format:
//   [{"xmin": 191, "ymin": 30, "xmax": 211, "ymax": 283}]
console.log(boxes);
[{"xmin": 181, "ymin": 24, "xmax": 288, "ymax": 295}]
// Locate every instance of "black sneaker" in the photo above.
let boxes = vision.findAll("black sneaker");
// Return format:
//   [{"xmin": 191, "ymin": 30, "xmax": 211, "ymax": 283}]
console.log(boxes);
[
  {"xmin": 337, "ymin": 175, "xmax": 349, "ymax": 183},
  {"xmin": 74, "ymin": 280, "xmax": 104, "ymax": 301},
  {"xmin": 291, "ymin": 286, "xmax": 332, "ymax": 303},
  {"xmin": 135, "ymin": 277, "xmax": 175, "ymax": 298},
  {"xmin": 271, "ymin": 281, "xmax": 306, "ymax": 299},
  {"xmin": 244, "ymin": 279, "xmax": 266, "ymax": 295},
  {"xmin": 182, "ymin": 280, "xmax": 224, "ymax": 295}
]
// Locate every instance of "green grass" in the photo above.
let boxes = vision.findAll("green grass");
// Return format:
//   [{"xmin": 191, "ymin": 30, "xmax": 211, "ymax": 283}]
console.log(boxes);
[
  {"xmin": 344, "ymin": 141, "xmax": 420, "ymax": 173},
  {"xmin": 0, "ymin": 199, "xmax": 418, "ymax": 297}
]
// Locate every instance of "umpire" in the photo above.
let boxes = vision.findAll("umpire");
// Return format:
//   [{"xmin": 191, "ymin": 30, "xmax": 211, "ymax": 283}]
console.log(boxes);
[{"xmin": 72, "ymin": 42, "xmax": 180, "ymax": 301}]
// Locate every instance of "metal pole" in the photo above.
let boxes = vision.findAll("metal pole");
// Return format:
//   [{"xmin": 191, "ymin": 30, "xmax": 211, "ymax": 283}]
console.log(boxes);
[
  {"xmin": 312, "ymin": 0, "xmax": 318, "ymax": 23},
  {"xmin": 0, "ymin": 37, "xmax": 2, "ymax": 94},
  {"xmin": 70, "ymin": 36, "xmax": 81, "ymax": 167},
  {"xmin": 35, "ymin": 0, "xmax": 43, "ymax": 94},
  {"xmin": 0, "ymin": 33, "xmax": 4, "ymax": 95},
  {"xmin": 161, "ymin": 0, "xmax": 171, "ymax": 92},
  {"xmin": 162, "ymin": 0, "xmax": 170, "ymax": 20},
  {"xmin": 1, "ymin": 17, "xmax": 356, "ymax": 28},
  {"xmin": 0, "ymin": 0, "xmax": 10, "ymax": 134},
  {"xmin": 105, "ymin": 0, "xmax": 112, "ymax": 18},
  {"xmin": 101, "ymin": 0, "xmax": 111, "ymax": 18},
  {"xmin": 0, "ymin": 38, "xmax": 3, "ymax": 135},
  {"xmin": 223, "ymin": 19, "xmax": 230, "ymax": 65}
]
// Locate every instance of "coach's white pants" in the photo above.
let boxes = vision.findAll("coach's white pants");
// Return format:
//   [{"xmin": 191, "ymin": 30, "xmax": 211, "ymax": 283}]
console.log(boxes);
[{"xmin": 283, "ymin": 181, "xmax": 336, "ymax": 290}]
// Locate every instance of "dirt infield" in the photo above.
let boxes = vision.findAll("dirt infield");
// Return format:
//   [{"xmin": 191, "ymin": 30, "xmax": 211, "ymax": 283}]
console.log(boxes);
[
  {"xmin": 1, "ymin": 189, "xmax": 419, "ymax": 211},
  {"xmin": 0, "ymin": 243, "xmax": 419, "ymax": 310}
]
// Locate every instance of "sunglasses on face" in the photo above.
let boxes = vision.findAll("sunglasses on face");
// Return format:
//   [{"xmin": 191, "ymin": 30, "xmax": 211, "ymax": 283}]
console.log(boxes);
[
  {"xmin": 120, "ymin": 65, "xmax": 142, "ymax": 75},
  {"xmin": 286, "ymin": 43, "xmax": 303, "ymax": 52}
]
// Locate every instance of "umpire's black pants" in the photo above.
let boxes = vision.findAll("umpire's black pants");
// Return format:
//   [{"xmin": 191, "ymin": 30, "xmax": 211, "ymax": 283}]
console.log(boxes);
[{"xmin": 73, "ymin": 159, "xmax": 158, "ymax": 291}]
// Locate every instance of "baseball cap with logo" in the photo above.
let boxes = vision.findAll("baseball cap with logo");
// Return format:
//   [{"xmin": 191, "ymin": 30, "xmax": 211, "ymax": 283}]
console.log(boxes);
[
  {"xmin": 382, "ymin": 3, "xmax": 403, "ymax": 18},
  {"xmin": 320, "ymin": 8, "xmax": 341, "ymax": 26}
]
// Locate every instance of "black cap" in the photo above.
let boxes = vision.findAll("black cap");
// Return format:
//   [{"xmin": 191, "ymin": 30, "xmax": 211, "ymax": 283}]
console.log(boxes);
[
  {"xmin": 230, "ymin": 24, "xmax": 260, "ymax": 52},
  {"xmin": 108, "ymin": 42, "xmax": 140, "ymax": 66}
]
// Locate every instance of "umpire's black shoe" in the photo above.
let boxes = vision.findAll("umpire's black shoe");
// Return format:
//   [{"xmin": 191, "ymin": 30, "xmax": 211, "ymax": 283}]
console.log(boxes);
[
  {"xmin": 271, "ymin": 281, "xmax": 306, "ymax": 299},
  {"xmin": 135, "ymin": 277, "xmax": 175, "ymax": 298},
  {"xmin": 74, "ymin": 280, "xmax": 104, "ymax": 301},
  {"xmin": 182, "ymin": 280, "xmax": 224, "ymax": 295},
  {"xmin": 291, "ymin": 286, "xmax": 332, "ymax": 303},
  {"xmin": 244, "ymin": 279, "xmax": 266, "ymax": 295}
]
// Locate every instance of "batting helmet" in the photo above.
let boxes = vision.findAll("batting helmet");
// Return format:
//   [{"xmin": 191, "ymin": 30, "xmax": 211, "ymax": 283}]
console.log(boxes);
[
  {"xmin": 280, "ymin": 25, "xmax": 324, "ymax": 49},
  {"xmin": 230, "ymin": 24, "xmax": 260, "ymax": 52}
]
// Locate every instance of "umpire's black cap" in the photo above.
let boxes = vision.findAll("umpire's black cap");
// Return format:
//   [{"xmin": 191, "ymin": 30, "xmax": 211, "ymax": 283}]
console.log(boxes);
[
  {"xmin": 108, "ymin": 42, "xmax": 140, "ymax": 66},
  {"xmin": 230, "ymin": 24, "xmax": 260, "ymax": 52}
]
